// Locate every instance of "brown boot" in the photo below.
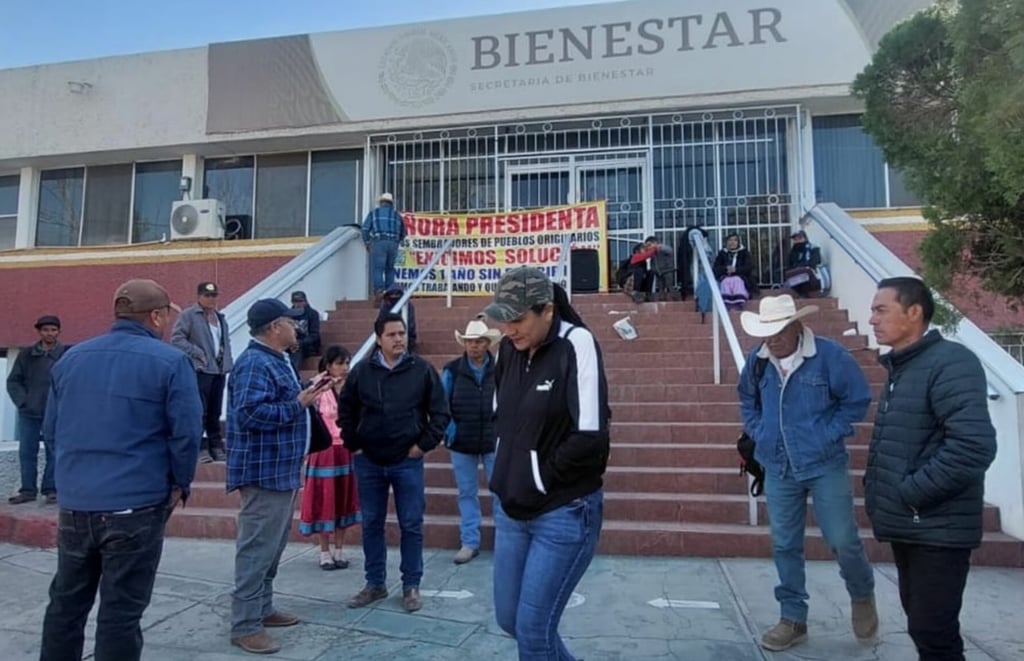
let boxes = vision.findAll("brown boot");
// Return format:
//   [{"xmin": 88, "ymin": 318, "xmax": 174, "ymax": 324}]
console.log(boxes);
[
  {"xmin": 230, "ymin": 630, "xmax": 280, "ymax": 654},
  {"xmin": 8, "ymin": 493, "xmax": 35, "ymax": 504},
  {"xmin": 347, "ymin": 585, "xmax": 388, "ymax": 609},
  {"xmin": 453, "ymin": 546, "xmax": 479, "ymax": 565},
  {"xmin": 760, "ymin": 619, "xmax": 808, "ymax": 651},
  {"xmin": 852, "ymin": 596, "xmax": 879, "ymax": 640},
  {"xmin": 262, "ymin": 610, "xmax": 300, "ymax": 628},
  {"xmin": 402, "ymin": 587, "xmax": 422, "ymax": 612}
]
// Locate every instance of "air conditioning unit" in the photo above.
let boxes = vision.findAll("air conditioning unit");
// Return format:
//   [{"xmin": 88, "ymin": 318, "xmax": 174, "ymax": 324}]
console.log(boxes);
[{"xmin": 169, "ymin": 199, "xmax": 226, "ymax": 240}]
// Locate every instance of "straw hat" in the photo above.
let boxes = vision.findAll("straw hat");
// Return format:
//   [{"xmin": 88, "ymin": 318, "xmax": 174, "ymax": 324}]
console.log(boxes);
[
  {"xmin": 740, "ymin": 294, "xmax": 818, "ymax": 338},
  {"xmin": 455, "ymin": 319, "xmax": 502, "ymax": 346}
]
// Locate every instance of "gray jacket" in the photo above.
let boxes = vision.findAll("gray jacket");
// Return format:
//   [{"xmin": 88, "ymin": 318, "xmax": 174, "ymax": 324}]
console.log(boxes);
[
  {"xmin": 864, "ymin": 330, "xmax": 997, "ymax": 549},
  {"xmin": 6, "ymin": 341, "xmax": 68, "ymax": 418},
  {"xmin": 170, "ymin": 304, "xmax": 233, "ymax": 374}
]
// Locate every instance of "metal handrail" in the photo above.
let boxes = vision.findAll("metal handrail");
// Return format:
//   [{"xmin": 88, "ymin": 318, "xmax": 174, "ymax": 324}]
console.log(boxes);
[
  {"xmin": 689, "ymin": 230, "xmax": 747, "ymax": 377},
  {"xmin": 351, "ymin": 238, "xmax": 455, "ymax": 366},
  {"xmin": 689, "ymin": 229, "xmax": 757, "ymax": 526},
  {"xmin": 806, "ymin": 204, "xmax": 1005, "ymax": 399},
  {"xmin": 554, "ymin": 233, "xmax": 573, "ymax": 300},
  {"xmin": 221, "ymin": 225, "xmax": 361, "ymax": 335}
]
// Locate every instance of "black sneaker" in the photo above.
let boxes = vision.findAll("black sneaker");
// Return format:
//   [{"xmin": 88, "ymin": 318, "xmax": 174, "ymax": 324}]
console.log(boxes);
[
  {"xmin": 210, "ymin": 447, "xmax": 227, "ymax": 462},
  {"xmin": 197, "ymin": 450, "xmax": 214, "ymax": 464}
]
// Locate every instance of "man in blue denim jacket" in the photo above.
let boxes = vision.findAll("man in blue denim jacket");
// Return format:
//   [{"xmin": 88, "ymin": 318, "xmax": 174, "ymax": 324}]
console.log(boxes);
[{"xmin": 737, "ymin": 294, "xmax": 876, "ymax": 652}]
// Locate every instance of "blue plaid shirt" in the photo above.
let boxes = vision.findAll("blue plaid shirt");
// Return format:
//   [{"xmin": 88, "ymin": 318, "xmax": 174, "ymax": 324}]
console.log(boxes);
[
  {"xmin": 361, "ymin": 205, "xmax": 407, "ymax": 243},
  {"xmin": 226, "ymin": 340, "xmax": 308, "ymax": 492}
]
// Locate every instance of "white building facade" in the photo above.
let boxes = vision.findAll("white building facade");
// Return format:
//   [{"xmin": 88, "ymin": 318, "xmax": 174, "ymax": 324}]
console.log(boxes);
[{"xmin": 0, "ymin": 0, "xmax": 931, "ymax": 284}]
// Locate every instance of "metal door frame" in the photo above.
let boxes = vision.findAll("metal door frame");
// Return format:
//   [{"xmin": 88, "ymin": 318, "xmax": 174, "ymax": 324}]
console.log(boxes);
[
  {"xmin": 503, "ymin": 155, "xmax": 651, "ymax": 237},
  {"xmin": 574, "ymin": 156, "xmax": 649, "ymax": 248},
  {"xmin": 504, "ymin": 162, "xmax": 574, "ymax": 209}
]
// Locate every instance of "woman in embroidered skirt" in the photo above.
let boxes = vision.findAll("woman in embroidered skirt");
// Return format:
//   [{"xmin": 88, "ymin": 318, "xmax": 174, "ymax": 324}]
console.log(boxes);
[{"xmin": 300, "ymin": 345, "xmax": 361, "ymax": 569}]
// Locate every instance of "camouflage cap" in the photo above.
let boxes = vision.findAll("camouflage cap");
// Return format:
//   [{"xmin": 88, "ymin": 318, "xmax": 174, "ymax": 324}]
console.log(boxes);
[{"xmin": 482, "ymin": 267, "xmax": 554, "ymax": 323}]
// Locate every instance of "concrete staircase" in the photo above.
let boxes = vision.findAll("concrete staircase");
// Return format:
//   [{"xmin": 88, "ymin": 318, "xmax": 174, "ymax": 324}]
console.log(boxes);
[
  {"xmin": 165, "ymin": 293, "xmax": 1021, "ymax": 567},
  {"xmin": 2, "ymin": 293, "xmax": 1021, "ymax": 566}
]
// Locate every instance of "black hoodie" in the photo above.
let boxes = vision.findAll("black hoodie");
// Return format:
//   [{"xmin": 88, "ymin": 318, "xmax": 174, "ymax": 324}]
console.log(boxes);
[{"xmin": 490, "ymin": 316, "xmax": 611, "ymax": 520}]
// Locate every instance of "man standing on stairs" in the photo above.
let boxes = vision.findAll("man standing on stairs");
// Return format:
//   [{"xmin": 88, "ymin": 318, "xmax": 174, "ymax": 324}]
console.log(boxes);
[
  {"xmin": 362, "ymin": 192, "xmax": 407, "ymax": 302},
  {"xmin": 738, "ymin": 294, "xmax": 877, "ymax": 652},
  {"xmin": 441, "ymin": 318, "xmax": 501, "ymax": 565},
  {"xmin": 338, "ymin": 312, "xmax": 450, "ymax": 613},
  {"xmin": 171, "ymin": 281, "xmax": 233, "ymax": 463},
  {"xmin": 226, "ymin": 298, "xmax": 335, "ymax": 655},
  {"xmin": 866, "ymin": 277, "xmax": 996, "ymax": 661},
  {"xmin": 288, "ymin": 291, "xmax": 321, "ymax": 374}
]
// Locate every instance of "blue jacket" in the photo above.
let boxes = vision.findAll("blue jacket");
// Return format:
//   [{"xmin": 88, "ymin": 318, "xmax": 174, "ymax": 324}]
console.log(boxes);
[
  {"xmin": 738, "ymin": 327, "xmax": 871, "ymax": 481},
  {"xmin": 42, "ymin": 320, "xmax": 202, "ymax": 511},
  {"xmin": 226, "ymin": 340, "xmax": 309, "ymax": 492},
  {"xmin": 361, "ymin": 204, "xmax": 407, "ymax": 243}
]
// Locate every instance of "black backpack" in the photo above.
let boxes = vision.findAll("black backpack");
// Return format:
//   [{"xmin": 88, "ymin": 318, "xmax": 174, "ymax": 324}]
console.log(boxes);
[{"xmin": 736, "ymin": 356, "xmax": 769, "ymax": 497}]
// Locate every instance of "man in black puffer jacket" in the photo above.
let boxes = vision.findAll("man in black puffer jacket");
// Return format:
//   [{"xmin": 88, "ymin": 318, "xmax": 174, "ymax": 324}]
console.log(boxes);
[
  {"xmin": 441, "ymin": 319, "xmax": 500, "ymax": 565},
  {"xmin": 337, "ymin": 312, "xmax": 450, "ymax": 614},
  {"xmin": 865, "ymin": 277, "xmax": 996, "ymax": 661}
]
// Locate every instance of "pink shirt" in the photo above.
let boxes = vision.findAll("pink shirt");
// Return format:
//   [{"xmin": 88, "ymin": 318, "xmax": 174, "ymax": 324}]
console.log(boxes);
[{"xmin": 316, "ymin": 389, "xmax": 344, "ymax": 446}]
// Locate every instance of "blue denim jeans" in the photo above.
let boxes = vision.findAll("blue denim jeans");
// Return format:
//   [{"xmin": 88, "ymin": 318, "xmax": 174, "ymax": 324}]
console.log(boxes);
[
  {"xmin": 493, "ymin": 489, "xmax": 603, "ymax": 661},
  {"xmin": 17, "ymin": 413, "xmax": 54, "ymax": 496},
  {"xmin": 41, "ymin": 505, "xmax": 168, "ymax": 661},
  {"xmin": 354, "ymin": 453, "xmax": 425, "ymax": 589},
  {"xmin": 369, "ymin": 239, "xmax": 399, "ymax": 294},
  {"xmin": 764, "ymin": 462, "xmax": 875, "ymax": 623},
  {"xmin": 450, "ymin": 450, "xmax": 495, "ymax": 549}
]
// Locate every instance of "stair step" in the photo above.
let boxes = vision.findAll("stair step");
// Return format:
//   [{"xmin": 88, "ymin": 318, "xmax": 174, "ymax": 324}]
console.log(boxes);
[
  {"xmin": 154, "ymin": 510, "xmax": 1022, "ymax": 567},
  {"xmin": 179, "ymin": 481, "xmax": 1002, "ymax": 532},
  {"xmin": 608, "ymin": 421, "xmax": 875, "ymax": 444},
  {"xmin": 2, "ymin": 504, "xmax": 1005, "ymax": 567}
]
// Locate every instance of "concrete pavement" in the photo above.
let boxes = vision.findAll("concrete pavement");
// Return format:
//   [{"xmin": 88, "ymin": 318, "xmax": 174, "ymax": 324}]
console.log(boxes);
[{"xmin": 1, "ymin": 539, "xmax": 1021, "ymax": 660}]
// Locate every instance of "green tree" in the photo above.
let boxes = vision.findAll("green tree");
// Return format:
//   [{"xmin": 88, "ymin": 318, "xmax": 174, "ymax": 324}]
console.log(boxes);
[{"xmin": 852, "ymin": 0, "xmax": 1024, "ymax": 300}]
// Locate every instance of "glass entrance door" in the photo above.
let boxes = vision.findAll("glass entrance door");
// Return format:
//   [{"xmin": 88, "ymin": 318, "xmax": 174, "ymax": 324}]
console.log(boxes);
[
  {"xmin": 505, "ymin": 157, "xmax": 649, "ymax": 289},
  {"xmin": 577, "ymin": 162, "xmax": 645, "ymax": 270},
  {"xmin": 506, "ymin": 168, "xmax": 571, "ymax": 210}
]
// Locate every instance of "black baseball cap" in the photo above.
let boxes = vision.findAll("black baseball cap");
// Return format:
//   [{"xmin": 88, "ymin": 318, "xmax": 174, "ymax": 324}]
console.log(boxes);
[
  {"xmin": 197, "ymin": 281, "xmax": 219, "ymax": 296},
  {"xmin": 34, "ymin": 315, "xmax": 61, "ymax": 330},
  {"xmin": 290, "ymin": 291, "xmax": 308, "ymax": 303},
  {"xmin": 247, "ymin": 299, "xmax": 304, "ymax": 329}
]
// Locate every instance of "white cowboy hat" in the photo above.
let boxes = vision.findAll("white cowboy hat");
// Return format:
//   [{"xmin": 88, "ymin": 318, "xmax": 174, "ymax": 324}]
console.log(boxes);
[
  {"xmin": 455, "ymin": 319, "xmax": 502, "ymax": 346},
  {"xmin": 740, "ymin": 294, "xmax": 819, "ymax": 338},
  {"xmin": 378, "ymin": 192, "xmax": 394, "ymax": 203}
]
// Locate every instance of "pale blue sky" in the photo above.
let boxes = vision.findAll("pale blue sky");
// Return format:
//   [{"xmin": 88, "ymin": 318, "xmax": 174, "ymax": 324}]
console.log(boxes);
[{"xmin": 0, "ymin": 0, "xmax": 600, "ymax": 69}]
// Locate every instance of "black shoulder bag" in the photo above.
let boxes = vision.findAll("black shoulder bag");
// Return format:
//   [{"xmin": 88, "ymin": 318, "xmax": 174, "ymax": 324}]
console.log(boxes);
[{"xmin": 736, "ymin": 357, "xmax": 769, "ymax": 497}]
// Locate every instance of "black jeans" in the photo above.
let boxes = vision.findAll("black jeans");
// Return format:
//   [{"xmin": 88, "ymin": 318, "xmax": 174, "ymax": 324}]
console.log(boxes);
[
  {"xmin": 40, "ymin": 506, "xmax": 168, "ymax": 661},
  {"xmin": 891, "ymin": 542, "xmax": 972, "ymax": 661},
  {"xmin": 196, "ymin": 372, "xmax": 226, "ymax": 452}
]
